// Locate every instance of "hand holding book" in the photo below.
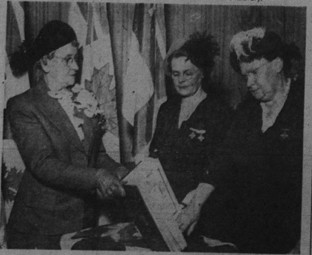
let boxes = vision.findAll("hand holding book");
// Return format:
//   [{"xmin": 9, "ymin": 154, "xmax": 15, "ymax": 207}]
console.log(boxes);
[
  {"xmin": 176, "ymin": 190, "xmax": 201, "ymax": 235},
  {"xmin": 176, "ymin": 183, "xmax": 215, "ymax": 235},
  {"xmin": 123, "ymin": 158, "xmax": 187, "ymax": 251},
  {"xmin": 95, "ymin": 169, "xmax": 126, "ymax": 199}
]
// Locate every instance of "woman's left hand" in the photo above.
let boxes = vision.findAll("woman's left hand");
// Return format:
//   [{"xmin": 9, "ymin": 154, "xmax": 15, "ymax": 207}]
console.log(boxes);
[
  {"xmin": 176, "ymin": 183, "xmax": 215, "ymax": 235},
  {"xmin": 176, "ymin": 198, "xmax": 201, "ymax": 235}
]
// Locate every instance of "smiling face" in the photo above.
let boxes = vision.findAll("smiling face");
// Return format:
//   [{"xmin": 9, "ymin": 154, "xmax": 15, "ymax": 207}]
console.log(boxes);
[
  {"xmin": 42, "ymin": 42, "xmax": 79, "ymax": 91},
  {"xmin": 240, "ymin": 58, "xmax": 282, "ymax": 102},
  {"xmin": 170, "ymin": 56, "xmax": 203, "ymax": 97}
]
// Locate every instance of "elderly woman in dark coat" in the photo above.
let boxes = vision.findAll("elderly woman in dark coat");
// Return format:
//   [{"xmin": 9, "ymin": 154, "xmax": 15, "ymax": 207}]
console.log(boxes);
[
  {"xmin": 149, "ymin": 32, "xmax": 232, "ymax": 237},
  {"xmin": 197, "ymin": 27, "xmax": 304, "ymax": 253},
  {"xmin": 6, "ymin": 20, "xmax": 128, "ymax": 249}
]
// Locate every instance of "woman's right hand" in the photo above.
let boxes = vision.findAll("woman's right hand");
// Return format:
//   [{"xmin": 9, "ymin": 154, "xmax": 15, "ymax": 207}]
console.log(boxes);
[{"xmin": 95, "ymin": 169, "xmax": 126, "ymax": 199}]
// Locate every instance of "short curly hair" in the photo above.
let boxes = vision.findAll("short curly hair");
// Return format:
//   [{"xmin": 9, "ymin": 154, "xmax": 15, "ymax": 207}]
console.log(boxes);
[
  {"xmin": 165, "ymin": 32, "xmax": 220, "ymax": 78},
  {"xmin": 229, "ymin": 27, "xmax": 302, "ymax": 78}
]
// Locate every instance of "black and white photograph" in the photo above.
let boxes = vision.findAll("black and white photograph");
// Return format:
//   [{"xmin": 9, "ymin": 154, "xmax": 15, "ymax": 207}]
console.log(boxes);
[{"xmin": 0, "ymin": 0, "xmax": 311, "ymax": 254}]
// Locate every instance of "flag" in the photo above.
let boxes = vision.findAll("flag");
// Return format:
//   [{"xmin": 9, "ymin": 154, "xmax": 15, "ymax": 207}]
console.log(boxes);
[
  {"xmin": 3, "ymin": 0, "xmax": 29, "ymax": 214},
  {"xmin": 122, "ymin": 32, "xmax": 154, "ymax": 127},
  {"xmin": 121, "ymin": 4, "xmax": 167, "ymax": 164},
  {"xmin": 2, "ymin": 1, "xmax": 29, "ymax": 246},
  {"xmin": 121, "ymin": 4, "xmax": 154, "ymax": 163},
  {"xmin": 4, "ymin": 1, "xmax": 30, "ymax": 106},
  {"xmin": 68, "ymin": 2, "xmax": 88, "ymax": 48},
  {"xmin": 152, "ymin": 4, "xmax": 167, "ymax": 129},
  {"xmin": 68, "ymin": 3, "xmax": 120, "ymax": 162}
]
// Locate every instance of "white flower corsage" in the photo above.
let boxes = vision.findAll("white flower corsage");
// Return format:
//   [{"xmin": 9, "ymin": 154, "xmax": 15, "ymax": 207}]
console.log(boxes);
[
  {"xmin": 48, "ymin": 84, "xmax": 104, "ymax": 119},
  {"xmin": 48, "ymin": 84, "xmax": 106, "ymax": 140},
  {"xmin": 71, "ymin": 83, "xmax": 104, "ymax": 118}
]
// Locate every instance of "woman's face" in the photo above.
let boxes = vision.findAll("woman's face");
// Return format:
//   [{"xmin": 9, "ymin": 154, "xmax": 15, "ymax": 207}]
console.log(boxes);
[
  {"xmin": 240, "ymin": 58, "xmax": 282, "ymax": 102},
  {"xmin": 44, "ymin": 42, "xmax": 79, "ymax": 91},
  {"xmin": 170, "ymin": 56, "xmax": 203, "ymax": 97}
]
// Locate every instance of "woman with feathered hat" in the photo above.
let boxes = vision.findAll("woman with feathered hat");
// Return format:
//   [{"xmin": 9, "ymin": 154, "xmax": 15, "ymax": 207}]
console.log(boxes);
[
  {"xmin": 149, "ymin": 32, "xmax": 232, "ymax": 243},
  {"xmin": 198, "ymin": 27, "xmax": 303, "ymax": 253}
]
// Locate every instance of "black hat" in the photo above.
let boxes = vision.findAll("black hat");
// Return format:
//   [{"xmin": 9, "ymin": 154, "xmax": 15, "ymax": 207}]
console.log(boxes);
[
  {"xmin": 164, "ymin": 32, "xmax": 220, "ymax": 76},
  {"xmin": 10, "ymin": 20, "xmax": 77, "ymax": 77},
  {"xmin": 32, "ymin": 20, "xmax": 77, "ymax": 63}
]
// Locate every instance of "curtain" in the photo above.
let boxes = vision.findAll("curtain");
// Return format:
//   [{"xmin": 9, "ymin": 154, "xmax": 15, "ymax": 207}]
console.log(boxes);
[
  {"xmin": 4, "ymin": 2, "xmax": 307, "ymax": 159},
  {"xmin": 2, "ymin": 2, "xmax": 307, "ymax": 243}
]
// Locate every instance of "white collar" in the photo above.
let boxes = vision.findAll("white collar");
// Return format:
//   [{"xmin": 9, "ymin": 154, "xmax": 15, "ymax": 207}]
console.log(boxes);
[
  {"xmin": 179, "ymin": 87, "xmax": 207, "ymax": 127},
  {"xmin": 181, "ymin": 87, "xmax": 207, "ymax": 107}
]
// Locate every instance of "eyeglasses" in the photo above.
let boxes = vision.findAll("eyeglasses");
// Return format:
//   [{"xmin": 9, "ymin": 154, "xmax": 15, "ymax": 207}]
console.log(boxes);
[
  {"xmin": 242, "ymin": 61, "xmax": 270, "ymax": 81},
  {"xmin": 54, "ymin": 54, "xmax": 79, "ymax": 66},
  {"xmin": 171, "ymin": 69, "xmax": 201, "ymax": 81}
]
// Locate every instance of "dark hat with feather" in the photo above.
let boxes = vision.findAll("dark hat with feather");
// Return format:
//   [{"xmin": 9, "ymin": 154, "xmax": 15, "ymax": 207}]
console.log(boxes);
[{"xmin": 229, "ymin": 27, "xmax": 302, "ymax": 78}]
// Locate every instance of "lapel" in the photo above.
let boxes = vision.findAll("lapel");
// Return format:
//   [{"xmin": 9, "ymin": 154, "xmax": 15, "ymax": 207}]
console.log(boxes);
[
  {"xmin": 273, "ymin": 80, "xmax": 304, "ymax": 128},
  {"xmin": 31, "ymin": 79, "xmax": 91, "ymax": 154}
]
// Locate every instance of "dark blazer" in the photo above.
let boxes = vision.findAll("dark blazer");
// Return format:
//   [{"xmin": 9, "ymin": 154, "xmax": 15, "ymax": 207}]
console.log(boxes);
[
  {"xmin": 201, "ymin": 80, "xmax": 304, "ymax": 253},
  {"xmin": 6, "ymin": 79, "xmax": 122, "ymax": 236}
]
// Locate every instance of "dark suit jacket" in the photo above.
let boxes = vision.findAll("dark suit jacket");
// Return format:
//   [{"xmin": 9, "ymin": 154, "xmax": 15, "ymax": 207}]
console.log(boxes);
[
  {"xmin": 149, "ymin": 93, "xmax": 232, "ymax": 202},
  {"xmin": 6, "ymin": 79, "xmax": 122, "ymax": 236},
  {"xmin": 201, "ymin": 80, "xmax": 304, "ymax": 253}
]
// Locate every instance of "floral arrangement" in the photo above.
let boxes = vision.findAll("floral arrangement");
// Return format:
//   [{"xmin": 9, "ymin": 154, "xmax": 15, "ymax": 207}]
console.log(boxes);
[
  {"xmin": 230, "ymin": 27, "xmax": 266, "ymax": 60},
  {"xmin": 48, "ymin": 83, "xmax": 104, "ymax": 119},
  {"xmin": 48, "ymin": 83, "xmax": 106, "ymax": 141},
  {"xmin": 71, "ymin": 83, "xmax": 104, "ymax": 118}
]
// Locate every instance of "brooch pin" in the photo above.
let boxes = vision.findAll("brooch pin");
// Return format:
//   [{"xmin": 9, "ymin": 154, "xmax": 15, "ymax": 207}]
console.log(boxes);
[
  {"xmin": 280, "ymin": 128, "xmax": 290, "ymax": 140},
  {"xmin": 189, "ymin": 128, "xmax": 206, "ymax": 142}
]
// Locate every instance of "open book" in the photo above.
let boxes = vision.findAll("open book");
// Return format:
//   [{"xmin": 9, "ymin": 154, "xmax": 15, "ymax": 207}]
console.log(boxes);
[{"xmin": 123, "ymin": 157, "xmax": 187, "ymax": 252}]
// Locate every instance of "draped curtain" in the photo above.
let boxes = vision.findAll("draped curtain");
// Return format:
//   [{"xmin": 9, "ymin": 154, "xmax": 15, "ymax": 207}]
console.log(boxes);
[{"xmin": 1, "ymin": 2, "xmax": 306, "ymax": 242}]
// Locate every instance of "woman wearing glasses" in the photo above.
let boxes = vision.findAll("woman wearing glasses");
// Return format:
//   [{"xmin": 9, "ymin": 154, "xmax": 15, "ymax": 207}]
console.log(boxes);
[
  {"xmin": 6, "ymin": 20, "xmax": 128, "ymax": 249},
  {"xmin": 197, "ymin": 27, "xmax": 303, "ymax": 253},
  {"xmin": 149, "ymin": 32, "xmax": 232, "ymax": 241}
]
